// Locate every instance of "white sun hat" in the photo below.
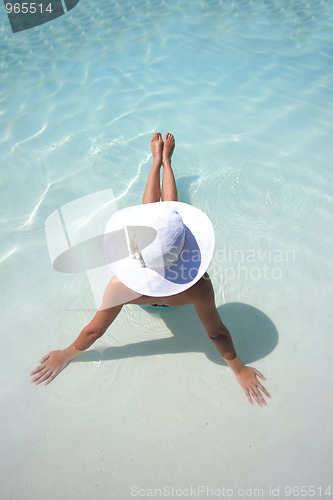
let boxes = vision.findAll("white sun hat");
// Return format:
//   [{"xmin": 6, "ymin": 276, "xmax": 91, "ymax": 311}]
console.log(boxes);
[{"xmin": 104, "ymin": 201, "xmax": 215, "ymax": 297}]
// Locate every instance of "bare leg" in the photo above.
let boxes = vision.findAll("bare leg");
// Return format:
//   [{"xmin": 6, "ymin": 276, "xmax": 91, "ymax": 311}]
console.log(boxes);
[
  {"xmin": 143, "ymin": 132, "xmax": 163, "ymax": 204},
  {"xmin": 161, "ymin": 133, "xmax": 178, "ymax": 201}
]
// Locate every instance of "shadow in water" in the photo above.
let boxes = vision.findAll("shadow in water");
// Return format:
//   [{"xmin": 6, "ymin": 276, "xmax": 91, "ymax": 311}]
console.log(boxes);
[{"xmin": 73, "ymin": 302, "xmax": 278, "ymax": 367}]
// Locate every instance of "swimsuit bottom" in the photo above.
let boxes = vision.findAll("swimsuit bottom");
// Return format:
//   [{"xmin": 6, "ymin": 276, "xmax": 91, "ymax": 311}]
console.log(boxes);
[{"xmin": 140, "ymin": 304, "xmax": 174, "ymax": 309}]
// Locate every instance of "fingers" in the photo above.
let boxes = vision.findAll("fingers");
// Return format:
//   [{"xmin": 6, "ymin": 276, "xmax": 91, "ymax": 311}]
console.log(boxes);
[
  {"xmin": 254, "ymin": 370, "xmax": 271, "ymax": 402},
  {"xmin": 43, "ymin": 371, "xmax": 58, "ymax": 386},
  {"xmin": 253, "ymin": 370, "xmax": 271, "ymax": 404},
  {"xmin": 30, "ymin": 354, "xmax": 50, "ymax": 376},
  {"xmin": 30, "ymin": 363, "xmax": 47, "ymax": 377},
  {"xmin": 32, "ymin": 367, "xmax": 57, "ymax": 385},
  {"xmin": 254, "ymin": 369, "xmax": 266, "ymax": 380},
  {"xmin": 257, "ymin": 382, "xmax": 272, "ymax": 399},
  {"xmin": 254, "ymin": 387, "xmax": 267, "ymax": 407},
  {"xmin": 239, "ymin": 367, "xmax": 271, "ymax": 406},
  {"xmin": 245, "ymin": 383, "xmax": 270, "ymax": 407},
  {"xmin": 30, "ymin": 355, "xmax": 49, "ymax": 377},
  {"xmin": 244, "ymin": 388, "xmax": 254, "ymax": 405},
  {"xmin": 31, "ymin": 366, "xmax": 52, "ymax": 385},
  {"xmin": 30, "ymin": 351, "xmax": 68, "ymax": 386},
  {"xmin": 30, "ymin": 358, "xmax": 57, "ymax": 385},
  {"xmin": 40, "ymin": 354, "xmax": 50, "ymax": 363},
  {"xmin": 30, "ymin": 365, "xmax": 42, "ymax": 377}
]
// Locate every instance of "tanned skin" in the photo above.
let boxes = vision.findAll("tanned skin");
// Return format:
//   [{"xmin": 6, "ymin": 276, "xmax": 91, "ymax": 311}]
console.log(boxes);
[{"xmin": 31, "ymin": 133, "xmax": 271, "ymax": 406}]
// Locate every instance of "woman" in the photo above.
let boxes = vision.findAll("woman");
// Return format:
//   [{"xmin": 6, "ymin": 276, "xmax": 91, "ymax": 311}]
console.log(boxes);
[{"xmin": 31, "ymin": 133, "xmax": 271, "ymax": 406}]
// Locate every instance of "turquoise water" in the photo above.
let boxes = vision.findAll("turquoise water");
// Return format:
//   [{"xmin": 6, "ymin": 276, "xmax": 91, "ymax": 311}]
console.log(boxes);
[{"xmin": 1, "ymin": 1, "xmax": 333, "ymax": 499}]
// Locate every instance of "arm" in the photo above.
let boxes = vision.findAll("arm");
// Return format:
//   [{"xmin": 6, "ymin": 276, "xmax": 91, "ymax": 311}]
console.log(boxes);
[
  {"xmin": 30, "ymin": 275, "xmax": 134, "ymax": 386},
  {"xmin": 30, "ymin": 305, "xmax": 123, "ymax": 386},
  {"xmin": 194, "ymin": 276, "xmax": 271, "ymax": 406}
]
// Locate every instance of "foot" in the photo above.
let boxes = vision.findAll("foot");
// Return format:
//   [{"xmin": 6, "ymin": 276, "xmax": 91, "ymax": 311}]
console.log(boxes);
[
  {"xmin": 151, "ymin": 132, "xmax": 163, "ymax": 165},
  {"xmin": 163, "ymin": 133, "xmax": 175, "ymax": 165}
]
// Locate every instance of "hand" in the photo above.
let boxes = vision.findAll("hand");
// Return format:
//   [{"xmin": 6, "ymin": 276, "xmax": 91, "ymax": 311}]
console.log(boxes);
[
  {"xmin": 30, "ymin": 350, "xmax": 70, "ymax": 386},
  {"xmin": 235, "ymin": 366, "xmax": 271, "ymax": 406}
]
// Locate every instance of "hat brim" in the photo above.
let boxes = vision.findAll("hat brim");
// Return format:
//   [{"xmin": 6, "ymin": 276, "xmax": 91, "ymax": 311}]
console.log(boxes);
[{"xmin": 104, "ymin": 201, "xmax": 215, "ymax": 297}]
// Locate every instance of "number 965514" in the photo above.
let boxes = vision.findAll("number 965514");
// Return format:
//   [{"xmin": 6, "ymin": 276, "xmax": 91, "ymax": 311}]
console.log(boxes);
[{"xmin": 5, "ymin": 3, "xmax": 53, "ymax": 14}]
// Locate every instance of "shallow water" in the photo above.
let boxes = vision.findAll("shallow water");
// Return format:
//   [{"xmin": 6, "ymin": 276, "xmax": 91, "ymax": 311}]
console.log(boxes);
[{"xmin": 1, "ymin": 1, "xmax": 333, "ymax": 498}]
